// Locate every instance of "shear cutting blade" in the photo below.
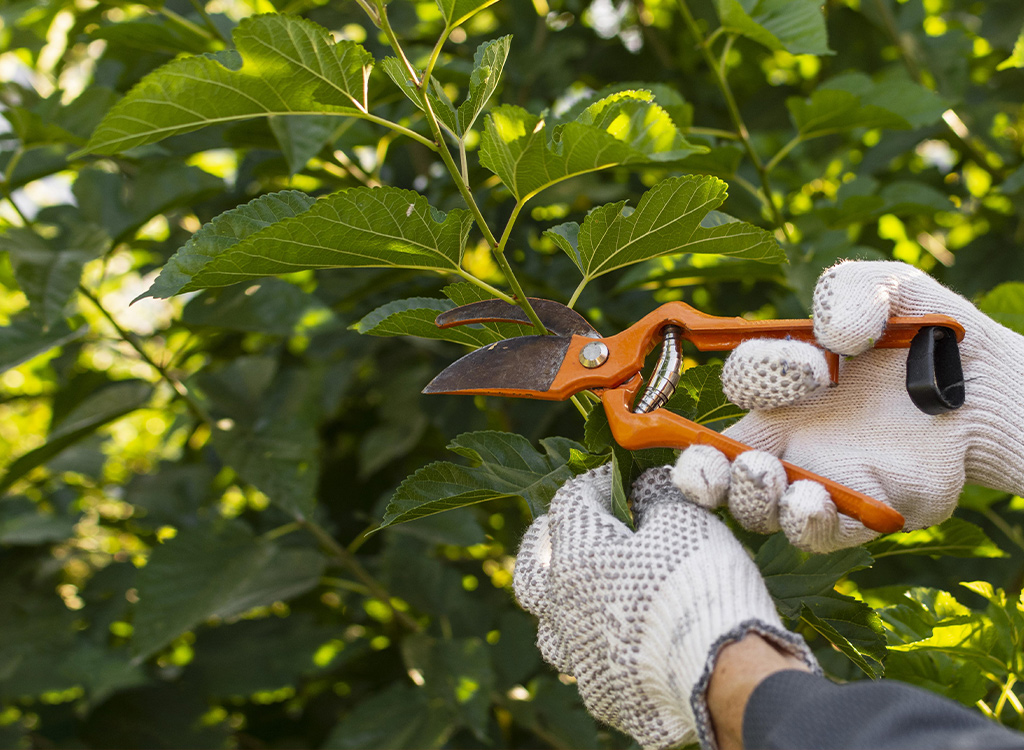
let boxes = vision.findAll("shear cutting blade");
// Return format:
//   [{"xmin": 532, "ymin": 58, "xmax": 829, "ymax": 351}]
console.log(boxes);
[{"xmin": 422, "ymin": 335, "xmax": 573, "ymax": 394}]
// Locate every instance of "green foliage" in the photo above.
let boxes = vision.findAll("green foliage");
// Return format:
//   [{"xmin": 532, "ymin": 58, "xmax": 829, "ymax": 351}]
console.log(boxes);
[{"xmin": 4, "ymin": 0, "xmax": 1024, "ymax": 746}]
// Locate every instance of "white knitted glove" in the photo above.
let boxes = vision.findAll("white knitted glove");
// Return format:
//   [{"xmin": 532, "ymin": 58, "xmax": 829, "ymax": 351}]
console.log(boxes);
[
  {"xmin": 513, "ymin": 465, "xmax": 818, "ymax": 750},
  {"xmin": 673, "ymin": 260, "xmax": 1024, "ymax": 552}
]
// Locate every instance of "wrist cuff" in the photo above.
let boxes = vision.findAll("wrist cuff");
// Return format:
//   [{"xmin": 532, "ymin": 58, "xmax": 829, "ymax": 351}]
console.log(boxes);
[{"xmin": 690, "ymin": 619, "xmax": 820, "ymax": 750}]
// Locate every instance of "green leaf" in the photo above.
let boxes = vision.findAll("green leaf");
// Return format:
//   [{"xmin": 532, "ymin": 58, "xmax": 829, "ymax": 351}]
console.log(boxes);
[
  {"xmin": 456, "ymin": 36, "xmax": 511, "ymax": 135},
  {"xmin": 353, "ymin": 297, "xmax": 493, "ymax": 346},
  {"xmin": 0, "ymin": 498, "xmax": 77, "ymax": 546},
  {"xmin": 354, "ymin": 284, "xmax": 528, "ymax": 346},
  {"xmin": 323, "ymin": 683, "xmax": 455, "ymax": 749},
  {"xmin": 269, "ymin": 114, "xmax": 340, "ymax": 174},
  {"xmin": 757, "ymin": 532, "xmax": 874, "ymax": 619},
  {"xmin": 78, "ymin": 14, "xmax": 374, "ymax": 155},
  {"xmin": 756, "ymin": 534, "xmax": 884, "ymax": 676},
  {"xmin": 413, "ymin": 37, "xmax": 510, "ymax": 138},
  {"xmin": 787, "ymin": 89, "xmax": 909, "ymax": 138},
  {"xmin": 91, "ymin": 17, "xmax": 214, "ymax": 55},
  {"xmin": 436, "ymin": 0, "xmax": 502, "ymax": 30},
  {"xmin": 504, "ymin": 677, "xmax": 602, "ymax": 748},
  {"xmin": 73, "ymin": 163, "xmax": 223, "ymax": 244},
  {"xmin": 149, "ymin": 187, "xmax": 473, "ymax": 296},
  {"xmin": 614, "ymin": 254, "xmax": 783, "ymax": 294},
  {"xmin": 675, "ymin": 364, "xmax": 746, "ymax": 427},
  {"xmin": 0, "ymin": 313, "xmax": 85, "ymax": 374},
  {"xmin": 202, "ymin": 362, "xmax": 322, "ymax": 519},
  {"xmin": 997, "ymin": 26, "xmax": 1024, "ymax": 70},
  {"xmin": 382, "ymin": 431, "xmax": 589, "ymax": 525},
  {"xmin": 820, "ymin": 72, "xmax": 947, "ymax": 129},
  {"xmin": 479, "ymin": 91, "xmax": 706, "ymax": 201},
  {"xmin": 401, "ymin": 635, "xmax": 495, "ymax": 740},
  {"xmin": 0, "ymin": 207, "xmax": 109, "ymax": 326},
  {"xmin": 0, "ymin": 380, "xmax": 153, "ymax": 494},
  {"xmin": 866, "ymin": 518, "xmax": 1006, "ymax": 559},
  {"xmin": 800, "ymin": 592, "xmax": 886, "ymax": 678},
  {"xmin": 181, "ymin": 277, "xmax": 330, "ymax": 335},
  {"xmin": 712, "ymin": 0, "xmax": 832, "ymax": 56},
  {"xmin": 789, "ymin": 73, "xmax": 947, "ymax": 139},
  {"xmin": 141, "ymin": 190, "xmax": 316, "ymax": 300},
  {"xmin": 132, "ymin": 519, "xmax": 326, "ymax": 659},
  {"xmin": 545, "ymin": 175, "xmax": 784, "ymax": 285},
  {"xmin": 868, "ymin": 587, "xmax": 991, "ymax": 707},
  {"xmin": 977, "ymin": 281, "xmax": 1024, "ymax": 335},
  {"xmin": 822, "ymin": 177, "xmax": 952, "ymax": 227},
  {"xmin": 185, "ymin": 613, "xmax": 352, "ymax": 696}
]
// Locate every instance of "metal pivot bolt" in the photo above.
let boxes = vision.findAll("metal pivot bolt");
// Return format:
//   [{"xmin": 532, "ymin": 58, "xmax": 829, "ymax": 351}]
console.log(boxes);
[{"xmin": 579, "ymin": 341, "xmax": 609, "ymax": 368}]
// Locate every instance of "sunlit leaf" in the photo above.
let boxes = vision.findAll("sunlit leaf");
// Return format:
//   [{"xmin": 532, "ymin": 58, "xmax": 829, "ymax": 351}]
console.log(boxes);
[
  {"xmin": 0, "ymin": 380, "xmax": 153, "ymax": 494},
  {"xmin": 148, "ymin": 187, "xmax": 473, "ymax": 296},
  {"xmin": 977, "ymin": 281, "xmax": 1024, "ymax": 335},
  {"xmin": 997, "ymin": 27, "xmax": 1024, "ymax": 70},
  {"xmin": 382, "ymin": 431, "xmax": 588, "ymax": 525},
  {"xmin": 0, "ymin": 313, "xmax": 84, "ymax": 374},
  {"xmin": 479, "ymin": 92, "xmax": 705, "ymax": 201},
  {"xmin": 866, "ymin": 518, "xmax": 1005, "ymax": 559},
  {"xmin": 133, "ymin": 519, "xmax": 326, "ymax": 659},
  {"xmin": 545, "ymin": 175, "xmax": 784, "ymax": 285},
  {"xmin": 455, "ymin": 36, "xmax": 511, "ymax": 135},
  {"xmin": 0, "ymin": 207, "xmax": 108, "ymax": 326},
  {"xmin": 78, "ymin": 14, "xmax": 374, "ymax": 155},
  {"xmin": 712, "ymin": 0, "xmax": 831, "ymax": 56},
  {"xmin": 436, "ymin": 0, "xmax": 502, "ymax": 30}
]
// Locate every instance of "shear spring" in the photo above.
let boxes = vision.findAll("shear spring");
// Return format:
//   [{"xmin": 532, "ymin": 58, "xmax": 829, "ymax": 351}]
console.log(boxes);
[{"xmin": 633, "ymin": 325, "xmax": 684, "ymax": 414}]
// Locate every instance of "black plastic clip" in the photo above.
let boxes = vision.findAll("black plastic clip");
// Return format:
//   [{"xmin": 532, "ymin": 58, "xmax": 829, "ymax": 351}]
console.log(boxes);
[{"xmin": 906, "ymin": 326, "xmax": 965, "ymax": 415}]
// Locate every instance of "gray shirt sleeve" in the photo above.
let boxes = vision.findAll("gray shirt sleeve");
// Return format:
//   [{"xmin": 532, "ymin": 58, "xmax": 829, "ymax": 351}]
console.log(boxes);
[{"xmin": 744, "ymin": 670, "xmax": 1024, "ymax": 750}]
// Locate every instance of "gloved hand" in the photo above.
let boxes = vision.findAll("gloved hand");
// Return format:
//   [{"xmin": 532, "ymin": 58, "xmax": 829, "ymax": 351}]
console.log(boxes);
[
  {"xmin": 673, "ymin": 260, "xmax": 1024, "ymax": 552},
  {"xmin": 513, "ymin": 465, "xmax": 818, "ymax": 750}
]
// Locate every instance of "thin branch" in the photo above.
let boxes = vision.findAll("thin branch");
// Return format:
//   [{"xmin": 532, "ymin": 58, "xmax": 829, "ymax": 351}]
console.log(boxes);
[
  {"xmin": 77, "ymin": 284, "xmax": 214, "ymax": 425},
  {"xmin": 676, "ymin": 1, "xmax": 790, "ymax": 236},
  {"xmin": 685, "ymin": 126, "xmax": 741, "ymax": 141},
  {"xmin": 301, "ymin": 518, "xmax": 421, "ymax": 631},
  {"xmin": 567, "ymin": 278, "xmax": 589, "ymax": 309},
  {"xmin": 455, "ymin": 269, "xmax": 516, "ymax": 304},
  {"xmin": 2, "ymin": 147, "xmax": 32, "ymax": 226},
  {"xmin": 765, "ymin": 134, "xmax": 803, "ymax": 174}
]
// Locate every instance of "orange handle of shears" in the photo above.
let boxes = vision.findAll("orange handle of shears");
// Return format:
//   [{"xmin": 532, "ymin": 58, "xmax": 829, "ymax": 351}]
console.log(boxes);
[{"xmin": 601, "ymin": 382, "xmax": 906, "ymax": 534}]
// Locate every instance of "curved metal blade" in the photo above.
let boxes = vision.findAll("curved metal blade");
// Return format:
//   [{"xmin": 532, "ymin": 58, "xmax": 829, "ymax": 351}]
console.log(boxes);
[
  {"xmin": 434, "ymin": 298, "xmax": 600, "ymax": 338},
  {"xmin": 423, "ymin": 335, "xmax": 572, "ymax": 395}
]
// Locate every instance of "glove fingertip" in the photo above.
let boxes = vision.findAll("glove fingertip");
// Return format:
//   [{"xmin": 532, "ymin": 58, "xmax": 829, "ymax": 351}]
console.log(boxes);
[
  {"xmin": 729, "ymin": 450, "xmax": 786, "ymax": 534},
  {"xmin": 778, "ymin": 480, "xmax": 839, "ymax": 553},
  {"xmin": 722, "ymin": 339, "xmax": 831, "ymax": 410},
  {"xmin": 672, "ymin": 445, "xmax": 730, "ymax": 508}
]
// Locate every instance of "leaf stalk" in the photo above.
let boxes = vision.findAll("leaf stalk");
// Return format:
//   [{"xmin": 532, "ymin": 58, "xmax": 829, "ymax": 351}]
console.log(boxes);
[
  {"xmin": 300, "ymin": 518, "xmax": 421, "ymax": 631},
  {"xmin": 676, "ymin": 1, "xmax": 790, "ymax": 237}
]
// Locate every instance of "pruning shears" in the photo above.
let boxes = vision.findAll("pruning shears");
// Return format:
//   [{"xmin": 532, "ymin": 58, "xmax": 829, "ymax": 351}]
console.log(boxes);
[{"xmin": 422, "ymin": 298, "xmax": 966, "ymax": 534}]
